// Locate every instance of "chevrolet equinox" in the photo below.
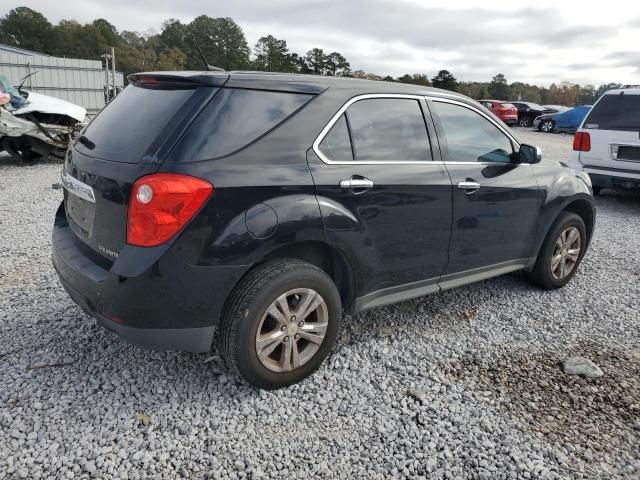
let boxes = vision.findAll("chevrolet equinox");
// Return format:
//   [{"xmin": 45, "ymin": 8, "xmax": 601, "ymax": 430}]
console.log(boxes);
[{"xmin": 53, "ymin": 71, "xmax": 596, "ymax": 388}]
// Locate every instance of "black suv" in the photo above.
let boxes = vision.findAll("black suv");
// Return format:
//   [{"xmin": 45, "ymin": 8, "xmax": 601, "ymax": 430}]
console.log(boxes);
[
  {"xmin": 510, "ymin": 101, "xmax": 551, "ymax": 128},
  {"xmin": 53, "ymin": 71, "xmax": 595, "ymax": 388}
]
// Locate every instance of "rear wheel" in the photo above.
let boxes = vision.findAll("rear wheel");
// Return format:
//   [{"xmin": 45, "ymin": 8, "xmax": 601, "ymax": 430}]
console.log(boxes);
[
  {"xmin": 519, "ymin": 116, "xmax": 532, "ymax": 128},
  {"xmin": 540, "ymin": 120, "xmax": 554, "ymax": 133},
  {"xmin": 525, "ymin": 212, "xmax": 586, "ymax": 290},
  {"xmin": 219, "ymin": 259, "xmax": 341, "ymax": 389}
]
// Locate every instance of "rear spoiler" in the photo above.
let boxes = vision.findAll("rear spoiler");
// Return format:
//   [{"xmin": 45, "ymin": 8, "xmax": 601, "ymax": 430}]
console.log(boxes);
[{"xmin": 128, "ymin": 72, "xmax": 229, "ymax": 89}]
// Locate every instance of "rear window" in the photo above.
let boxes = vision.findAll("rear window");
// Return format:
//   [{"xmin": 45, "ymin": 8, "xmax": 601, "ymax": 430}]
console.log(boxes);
[
  {"xmin": 501, "ymin": 103, "xmax": 515, "ymax": 108},
  {"xmin": 77, "ymin": 85, "xmax": 200, "ymax": 162},
  {"xmin": 584, "ymin": 94, "xmax": 640, "ymax": 131},
  {"xmin": 170, "ymin": 88, "xmax": 312, "ymax": 162}
]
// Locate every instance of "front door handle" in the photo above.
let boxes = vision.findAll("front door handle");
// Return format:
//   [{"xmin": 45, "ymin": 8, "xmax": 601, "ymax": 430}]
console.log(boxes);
[
  {"xmin": 457, "ymin": 180, "xmax": 481, "ymax": 194},
  {"xmin": 339, "ymin": 177, "xmax": 374, "ymax": 192}
]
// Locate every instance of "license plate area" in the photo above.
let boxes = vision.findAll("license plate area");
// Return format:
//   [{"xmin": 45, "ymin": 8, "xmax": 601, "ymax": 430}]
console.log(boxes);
[
  {"xmin": 617, "ymin": 145, "xmax": 640, "ymax": 162},
  {"xmin": 66, "ymin": 193, "xmax": 95, "ymax": 239}
]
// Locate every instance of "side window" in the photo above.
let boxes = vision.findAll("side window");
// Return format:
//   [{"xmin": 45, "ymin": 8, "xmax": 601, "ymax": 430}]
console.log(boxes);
[
  {"xmin": 318, "ymin": 114, "xmax": 353, "ymax": 161},
  {"xmin": 347, "ymin": 98, "xmax": 432, "ymax": 161},
  {"xmin": 432, "ymin": 101, "xmax": 514, "ymax": 163}
]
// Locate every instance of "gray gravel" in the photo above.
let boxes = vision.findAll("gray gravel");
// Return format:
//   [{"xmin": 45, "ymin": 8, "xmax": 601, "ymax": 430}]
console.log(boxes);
[{"xmin": 1, "ymin": 131, "xmax": 639, "ymax": 479}]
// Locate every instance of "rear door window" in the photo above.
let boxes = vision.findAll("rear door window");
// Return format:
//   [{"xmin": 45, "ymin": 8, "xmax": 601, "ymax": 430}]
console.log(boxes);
[
  {"xmin": 345, "ymin": 98, "xmax": 432, "ymax": 161},
  {"xmin": 584, "ymin": 94, "xmax": 640, "ymax": 131},
  {"xmin": 318, "ymin": 114, "xmax": 353, "ymax": 161},
  {"xmin": 171, "ymin": 89, "xmax": 312, "ymax": 161}
]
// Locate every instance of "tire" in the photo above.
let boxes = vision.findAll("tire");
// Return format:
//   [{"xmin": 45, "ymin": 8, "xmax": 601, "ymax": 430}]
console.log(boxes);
[
  {"xmin": 219, "ymin": 259, "xmax": 342, "ymax": 389},
  {"xmin": 525, "ymin": 212, "xmax": 587, "ymax": 290},
  {"xmin": 519, "ymin": 116, "xmax": 531, "ymax": 128},
  {"xmin": 540, "ymin": 120, "xmax": 554, "ymax": 133}
]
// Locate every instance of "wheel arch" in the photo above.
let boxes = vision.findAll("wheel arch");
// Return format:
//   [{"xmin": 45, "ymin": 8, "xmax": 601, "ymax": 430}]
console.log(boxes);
[{"xmin": 225, "ymin": 241, "xmax": 358, "ymax": 314}]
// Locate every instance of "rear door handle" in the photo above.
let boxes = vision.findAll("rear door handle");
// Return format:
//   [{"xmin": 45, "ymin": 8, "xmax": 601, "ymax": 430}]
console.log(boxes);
[
  {"xmin": 457, "ymin": 180, "xmax": 481, "ymax": 194},
  {"xmin": 339, "ymin": 177, "xmax": 374, "ymax": 192}
]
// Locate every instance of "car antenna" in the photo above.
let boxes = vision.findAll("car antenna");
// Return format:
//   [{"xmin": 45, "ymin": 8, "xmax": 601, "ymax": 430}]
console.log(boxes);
[{"xmin": 192, "ymin": 37, "xmax": 225, "ymax": 72}]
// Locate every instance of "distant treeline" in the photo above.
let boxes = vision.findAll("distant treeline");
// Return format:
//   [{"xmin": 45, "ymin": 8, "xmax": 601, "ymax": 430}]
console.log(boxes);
[{"xmin": 0, "ymin": 7, "xmax": 622, "ymax": 104}]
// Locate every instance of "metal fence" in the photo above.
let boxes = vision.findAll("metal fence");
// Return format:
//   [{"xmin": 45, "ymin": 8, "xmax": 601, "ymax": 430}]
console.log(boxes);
[{"xmin": 0, "ymin": 44, "xmax": 124, "ymax": 113}]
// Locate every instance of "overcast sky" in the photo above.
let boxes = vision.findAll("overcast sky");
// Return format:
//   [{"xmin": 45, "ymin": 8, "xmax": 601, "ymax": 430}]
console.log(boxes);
[{"xmin": 4, "ymin": 0, "xmax": 640, "ymax": 86}]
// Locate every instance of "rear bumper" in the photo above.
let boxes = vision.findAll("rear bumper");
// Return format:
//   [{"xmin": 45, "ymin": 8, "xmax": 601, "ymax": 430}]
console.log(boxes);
[
  {"xmin": 582, "ymin": 164, "xmax": 640, "ymax": 188},
  {"xmin": 503, "ymin": 118, "xmax": 518, "ymax": 125},
  {"xmin": 52, "ymin": 203, "xmax": 247, "ymax": 352}
]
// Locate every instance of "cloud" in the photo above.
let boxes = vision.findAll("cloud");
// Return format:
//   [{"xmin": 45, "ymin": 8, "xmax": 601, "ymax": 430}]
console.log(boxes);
[{"xmin": 3, "ymin": 0, "xmax": 639, "ymax": 85}]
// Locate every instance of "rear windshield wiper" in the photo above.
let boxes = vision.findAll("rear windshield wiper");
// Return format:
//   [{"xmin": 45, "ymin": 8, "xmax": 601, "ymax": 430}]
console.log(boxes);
[{"xmin": 77, "ymin": 135, "xmax": 95, "ymax": 150}]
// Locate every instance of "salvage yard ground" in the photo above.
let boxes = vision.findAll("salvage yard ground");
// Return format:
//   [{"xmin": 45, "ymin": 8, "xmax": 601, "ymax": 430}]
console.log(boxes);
[{"xmin": 1, "ymin": 130, "xmax": 639, "ymax": 479}]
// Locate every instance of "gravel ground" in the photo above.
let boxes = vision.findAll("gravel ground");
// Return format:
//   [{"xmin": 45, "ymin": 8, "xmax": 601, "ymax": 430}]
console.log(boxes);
[{"xmin": 1, "ymin": 131, "xmax": 639, "ymax": 479}]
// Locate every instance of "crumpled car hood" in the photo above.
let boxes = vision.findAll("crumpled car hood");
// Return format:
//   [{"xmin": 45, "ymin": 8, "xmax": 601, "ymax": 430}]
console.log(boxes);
[
  {"xmin": 12, "ymin": 91, "xmax": 87, "ymax": 123},
  {"xmin": 0, "ymin": 108, "xmax": 73, "ymax": 147}
]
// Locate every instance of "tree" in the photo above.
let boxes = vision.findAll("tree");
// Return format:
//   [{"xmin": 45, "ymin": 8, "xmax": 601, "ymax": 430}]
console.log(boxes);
[
  {"xmin": 397, "ymin": 73, "xmax": 431, "ymax": 86},
  {"xmin": 488, "ymin": 74, "xmax": 510, "ymax": 100},
  {"xmin": 187, "ymin": 16, "xmax": 250, "ymax": 70},
  {"xmin": 305, "ymin": 48, "xmax": 326, "ymax": 75},
  {"xmin": 431, "ymin": 70, "xmax": 458, "ymax": 92},
  {"xmin": 325, "ymin": 52, "xmax": 350, "ymax": 76},
  {"xmin": 253, "ymin": 35, "xmax": 295, "ymax": 72},
  {"xmin": 595, "ymin": 83, "xmax": 622, "ymax": 99},
  {"xmin": 0, "ymin": 7, "xmax": 53, "ymax": 52}
]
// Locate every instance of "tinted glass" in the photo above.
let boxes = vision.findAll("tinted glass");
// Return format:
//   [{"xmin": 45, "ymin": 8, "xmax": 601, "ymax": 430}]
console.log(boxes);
[
  {"xmin": 345, "ymin": 99, "xmax": 431, "ymax": 161},
  {"xmin": 78, "ymin": 85, "xmax": 198, "ymax": 162},
  {"xmin": 173, "ymin": 88, "xmax": 312, "ymax": 161},
  {"xmin": 432, "ymin": 101, "xmax": 513, "ymax": 163},
  {"xmin": 584, "ymin": 94, "xmax": 640, "ymax": 131},
  {"xmin": 319, "ymin": 114, "xmax": 353, "ymax": 161}
]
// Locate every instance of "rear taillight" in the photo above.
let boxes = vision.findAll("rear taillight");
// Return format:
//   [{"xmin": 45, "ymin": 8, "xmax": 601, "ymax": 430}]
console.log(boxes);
[
  {"xmin": 573, "ymin": 132, "xmax": 591, "ymax": 152},
  {"xmin": 127, "ymin": 173, "xmax": 213, "ymax": 247}
]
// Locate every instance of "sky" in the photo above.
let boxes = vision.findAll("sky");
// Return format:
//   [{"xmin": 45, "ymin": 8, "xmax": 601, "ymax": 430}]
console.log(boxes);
[{"xmin": 4, "ymin": 0, "xmax": 640, "ymax": 86}]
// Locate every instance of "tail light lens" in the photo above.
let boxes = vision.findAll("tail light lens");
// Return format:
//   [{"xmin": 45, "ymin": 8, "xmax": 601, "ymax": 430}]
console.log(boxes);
[
  {"xmin": 127, "ymin": 173, "xmax": 213, "ymax": 247},
  {"xmin": 573, "ymin": 132, "xmax": 591, "ymax": 152}
]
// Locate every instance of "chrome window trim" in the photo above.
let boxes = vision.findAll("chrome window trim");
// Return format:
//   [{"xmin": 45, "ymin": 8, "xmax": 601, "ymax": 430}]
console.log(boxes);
[
  {"xmin": 312, "ymin": 93, "xmax": 524, "ymax": 166},
  {"xmin": 312, "ymin": 94, "xmax": 435, "ymax": 165}
]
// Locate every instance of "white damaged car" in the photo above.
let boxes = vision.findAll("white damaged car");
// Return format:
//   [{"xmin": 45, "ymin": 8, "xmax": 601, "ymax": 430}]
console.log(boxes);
[{"xmin": 0, "ymin": 75, "xmax": 86, "ymax": 162}]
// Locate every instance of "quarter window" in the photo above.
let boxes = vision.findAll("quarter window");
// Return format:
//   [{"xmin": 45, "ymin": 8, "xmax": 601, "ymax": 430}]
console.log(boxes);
[{"xmin": 432, "ymin": 101, "xmax": 514, "ymax": 163}]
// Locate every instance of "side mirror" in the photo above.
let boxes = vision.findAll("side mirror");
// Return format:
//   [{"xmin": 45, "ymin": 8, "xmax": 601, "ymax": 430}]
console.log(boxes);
[{"xmin": 518, "ymin": 143, "xmax": 542, "ymax": 164}]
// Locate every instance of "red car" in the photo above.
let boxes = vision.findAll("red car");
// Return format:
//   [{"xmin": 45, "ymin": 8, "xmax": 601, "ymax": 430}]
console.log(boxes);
[{"xmin": 478, "ymin": 100, "xmax": 518, "ymax": 125}]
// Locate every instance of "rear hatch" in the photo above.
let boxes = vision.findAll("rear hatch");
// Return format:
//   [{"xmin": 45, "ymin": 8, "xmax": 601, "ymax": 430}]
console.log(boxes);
[
  {"xmin": 579, "ymin": 90, "xmax": 640, "ymax": 171},
  {"xmin": 62, "ymin": 73, "xmax": 228, "ymax": 259}
]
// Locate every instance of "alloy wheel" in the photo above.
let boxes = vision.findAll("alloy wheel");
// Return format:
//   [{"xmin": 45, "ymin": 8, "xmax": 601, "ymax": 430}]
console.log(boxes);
[
  {"xmin": 255, "ymin": 288, "xmax": 329, "ymax": 373},
  {"xmin": 541, "ymin": 120, "xmax": 553, "ymax": 132},
  {"xmin": 519, "ymin": 117, "xmax": 531, "ymax": 127},
  {"xmin": 551, "ymin": 227, "xmax": 581, "ymax": 280}
]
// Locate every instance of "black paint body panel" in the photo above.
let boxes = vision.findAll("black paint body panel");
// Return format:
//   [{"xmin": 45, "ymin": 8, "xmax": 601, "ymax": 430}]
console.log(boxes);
[{"xmin": 52, "ymin": 71, "xmax": 596, "ymax": 352}]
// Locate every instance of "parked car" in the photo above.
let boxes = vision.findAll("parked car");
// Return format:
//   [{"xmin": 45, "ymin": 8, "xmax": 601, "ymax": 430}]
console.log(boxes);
[
  {"xmin": 574, "ymin": 87, "xmax": 640, "ymax": 194},
  {"xmin": 0, "ymin": 74, "xmax": 86, "ymax": 162},
  {"xmin": 52, "ymin": 71, "xmax": 596, "ymax": 389},
  {"xmin": 510, "ymin": 101, "xmax": 550, "ymax": 127},
  {"xmin": 478, "ymin": 99, "xmax": 518, "ymax": 125},
  {"xmin": 542, "ymin": 105, "xmax": 571, "ymax": 114},
  {"xmin": 534, "ymin": 105, "xmax": 592, "ymax": 133}
]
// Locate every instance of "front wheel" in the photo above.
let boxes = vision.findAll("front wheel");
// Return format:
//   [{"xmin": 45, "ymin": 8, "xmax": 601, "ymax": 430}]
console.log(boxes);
[
  {"xmin": 519, "ymin": 116, "xmax": 532, "ymax": 128},
  {"xmin": 525, "ymin": 212, "xmax": 587, "ymax": 290},
  {"xmin": 540, "ymin": 120, "xmax": 554, "ymax": 133},
  {"xmin": 219, "ymin": 259, "xmax": 342, "ymax": 389}
]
